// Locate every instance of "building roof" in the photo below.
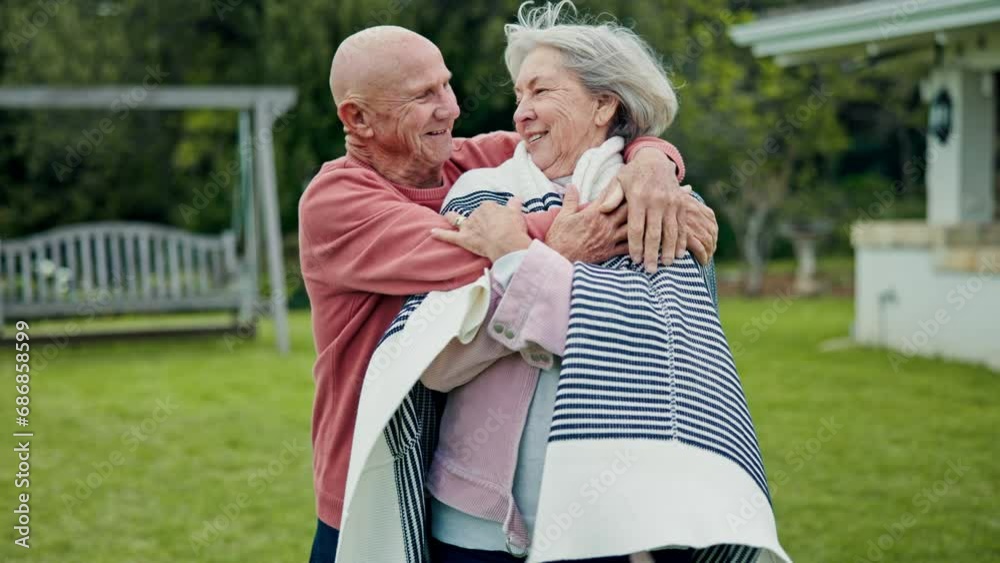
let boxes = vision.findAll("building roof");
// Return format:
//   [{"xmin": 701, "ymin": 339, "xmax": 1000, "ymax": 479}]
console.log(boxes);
[{"xmin": 730, "ymin": 0, "xmax": 1000, "ymax": 65}]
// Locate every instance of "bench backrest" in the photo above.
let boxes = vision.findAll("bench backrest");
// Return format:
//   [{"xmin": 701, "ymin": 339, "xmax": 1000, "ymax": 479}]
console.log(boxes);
[{"xmin": 0, "ymin": 222, "xmax": 241, "ymax": 319}]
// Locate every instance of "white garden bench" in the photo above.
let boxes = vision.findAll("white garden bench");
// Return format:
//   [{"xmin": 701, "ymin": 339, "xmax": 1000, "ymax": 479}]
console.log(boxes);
[
  {"xmin": 0, "ymin": 85, "xmax": 296, "ymax": 353},
  {"xmin": 0, "ymin": 222, "xmax": 255, "ymax": 341}
]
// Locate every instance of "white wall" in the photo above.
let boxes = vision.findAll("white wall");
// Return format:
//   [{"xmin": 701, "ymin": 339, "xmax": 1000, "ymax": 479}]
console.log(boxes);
[{"xmin": 855, "ymin": 247, "xmax": 1000, "ymax": 372}]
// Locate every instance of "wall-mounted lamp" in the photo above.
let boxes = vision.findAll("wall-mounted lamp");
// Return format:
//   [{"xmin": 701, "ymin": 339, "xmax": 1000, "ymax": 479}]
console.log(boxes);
[{"xmin": 929, "ymin": 88, "xmax": 953, "ymax": 144}]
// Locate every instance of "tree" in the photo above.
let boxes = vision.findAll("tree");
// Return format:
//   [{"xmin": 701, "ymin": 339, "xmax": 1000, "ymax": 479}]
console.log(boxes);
[
  {"xmin": 0, "ymin": 0, "xmax": 922, "ymax": 295},
  {"xmin": 656, "ymin": 3, "xmax": 850, "ymax": 294}
]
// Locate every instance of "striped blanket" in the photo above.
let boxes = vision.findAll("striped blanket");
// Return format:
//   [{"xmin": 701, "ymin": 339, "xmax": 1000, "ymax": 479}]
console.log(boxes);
[{"xmin": 336, "ymin": 137, "xmax": 791, "ymax": 563}]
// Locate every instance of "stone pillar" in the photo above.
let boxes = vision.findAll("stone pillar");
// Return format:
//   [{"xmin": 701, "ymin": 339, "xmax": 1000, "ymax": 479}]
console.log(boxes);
[
  {"xmin": 792, "ymin": 237, "xmax": 820, "ymax": 296},
  {"xmin": 924, "ymin": 68, "xmax": 996, "ymax": 225}
]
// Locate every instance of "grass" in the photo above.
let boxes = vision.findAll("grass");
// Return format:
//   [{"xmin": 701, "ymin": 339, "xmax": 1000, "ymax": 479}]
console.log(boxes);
[
  {"xmin": 715, "ymin": 255, "xmax": 856, "ymax": 278},
  {"xmin": 4, "ymin": 312, "xmax": 240, "ymax": 338},
  {"xmin": 0, "ymin": 299, "xmax": 997, "ymax": 562}
]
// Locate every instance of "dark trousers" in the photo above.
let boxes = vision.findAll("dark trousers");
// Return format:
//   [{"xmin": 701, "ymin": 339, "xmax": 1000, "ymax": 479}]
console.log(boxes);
[
  {"xmin": 308, "ymin": 519, "xmax": 340, "ymax": 563},
  {"xmin": 309, "ymin": 519, "xmax": 694, "ymax": 563},
  {"xmin": 431, "ymin": 539, "xmax": 695, "ymax": 563}
]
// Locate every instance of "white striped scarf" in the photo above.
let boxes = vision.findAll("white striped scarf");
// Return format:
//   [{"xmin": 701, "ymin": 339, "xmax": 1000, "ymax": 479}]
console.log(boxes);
[{"xmin": 336, "ymin": 138, "xmax": 791, "ymax": 563}]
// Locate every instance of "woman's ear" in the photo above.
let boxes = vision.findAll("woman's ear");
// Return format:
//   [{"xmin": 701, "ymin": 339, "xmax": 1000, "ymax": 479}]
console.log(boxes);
[
  {"xmin": 594, "ymin": 93, "xmax": 620, "ymax": 128},
  {"xmin": 337, "ymin": 100, "xmax": 375, "ymax": 139}
]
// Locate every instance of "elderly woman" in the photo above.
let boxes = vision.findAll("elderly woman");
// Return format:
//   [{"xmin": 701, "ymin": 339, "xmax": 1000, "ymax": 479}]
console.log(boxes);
[{"xmin": 334, "ymin": 3, "xmax": 790, "ymax": 563}]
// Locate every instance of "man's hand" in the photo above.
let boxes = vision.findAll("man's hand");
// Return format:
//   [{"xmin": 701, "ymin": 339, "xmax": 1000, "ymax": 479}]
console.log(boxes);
[
  {"xmin": 545, "ymin": 184, "xmax": 629, "ymax": 264},
  {"xmin": 680, "ymin": 193, "xmax": 718, "ymax": 266},
  {"xmin": 600, "ymin": 148, "xmax": 718, "ymax": 271},
  {"xmin": 431, "ymin": 197, "xmax": 532, "ymax": 262}
]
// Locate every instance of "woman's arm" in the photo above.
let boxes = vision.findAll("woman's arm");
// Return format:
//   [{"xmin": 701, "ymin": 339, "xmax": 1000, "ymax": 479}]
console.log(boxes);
[
  {"xmin": 419, "ymin": 241, "xmax": 572, "ymax": 391},
  {"xmin": 486, "ymin": 241, "xmax": 573, "ymax": 367},
  {"xmin": 419, "ymin": 277, "xmax": 518, "ymax": 392}
]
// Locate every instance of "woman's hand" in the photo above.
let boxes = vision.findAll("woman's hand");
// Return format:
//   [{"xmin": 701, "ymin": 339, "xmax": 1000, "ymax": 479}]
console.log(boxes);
[
  {"xmin": 545, "ymin": 184, "xmax": 629, "ymax": 264},
  {"xmin": 430, "ymin": 197, "xmax": 532, "ymax": 262}
]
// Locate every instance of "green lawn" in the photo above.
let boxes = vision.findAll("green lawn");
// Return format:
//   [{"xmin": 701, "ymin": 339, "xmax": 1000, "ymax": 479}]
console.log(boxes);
[
  {"xmin": 715, "ymin": 255, "xmax": 856, "ymax": 289},
  {"xmin": 0, "ymin": 299, "xmax": 997, "ymax": 562},
  {"xmin": 715, "ymin": 255, "xmax": 856, "ymax": 277}
]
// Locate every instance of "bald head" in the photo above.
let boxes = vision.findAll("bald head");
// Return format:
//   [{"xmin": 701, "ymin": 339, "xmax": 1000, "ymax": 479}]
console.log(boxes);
[
  {"xmin": 329, "ymin": 26, "xmax": 460, "ymax": 188},
  {"xmin": 330, "ymin": 26, "xmax": 442, "ymax": 106}
]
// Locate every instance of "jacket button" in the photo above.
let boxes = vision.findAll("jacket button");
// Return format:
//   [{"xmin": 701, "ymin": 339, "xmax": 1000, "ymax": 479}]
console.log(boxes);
[
  {"xmin": 504, "ymin": 329, "xmax": 515, "ymax": 339},
  {"xmin": 493, "ymin": 323, "xmax": 504, "ymax": 334}
]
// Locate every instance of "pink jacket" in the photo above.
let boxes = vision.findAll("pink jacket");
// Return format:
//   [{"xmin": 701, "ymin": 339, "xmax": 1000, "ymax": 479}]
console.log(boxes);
[{"xmin": 420, "ymin": 240, "xmax": 576, "ymax": 550}]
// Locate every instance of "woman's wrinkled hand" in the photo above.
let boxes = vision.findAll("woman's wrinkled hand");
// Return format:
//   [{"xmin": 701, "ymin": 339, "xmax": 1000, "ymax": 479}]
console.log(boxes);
[
  {"xmin": 430, "ymin": 197, "xmax": 532, "ymax": 262},
  {"xmin": 545, "ymin": 184, "xmax": 629, "ymax": 264}
]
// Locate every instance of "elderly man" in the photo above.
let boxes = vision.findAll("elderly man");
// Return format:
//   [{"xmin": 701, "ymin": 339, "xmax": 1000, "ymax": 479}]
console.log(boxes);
[{"xmin": 299, "ymin": 26, "xmax": 718, "ymax": 562}]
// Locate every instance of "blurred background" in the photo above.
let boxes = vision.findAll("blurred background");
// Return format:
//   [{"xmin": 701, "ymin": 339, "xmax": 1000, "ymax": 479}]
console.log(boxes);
[{"xmin": 0, "ymin": 0, "xmax": 997, "ymax": 562}]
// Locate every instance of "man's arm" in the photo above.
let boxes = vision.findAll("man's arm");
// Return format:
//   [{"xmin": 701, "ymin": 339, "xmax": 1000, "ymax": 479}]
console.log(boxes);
[
  {"xmin": 623, "ymin": 136, "xmax": 686, "ymax": 180},
  {"xmin": 300, "ymin": 167, "xmax": 490, "ymax": 296},
  {"xmin": 452, "ymin": 131, "xmax": 706, "ymax": 270},
  {"xmin": 450, "ymin": 132, "xmax": 685, "ymax": 178},
  {"xmin": 449, "ymin": 131, "xmax": 521, "ymax": 173},
  {"xmin": 299, "ymin": 166, "xmax": 558, "ymax": 296}
]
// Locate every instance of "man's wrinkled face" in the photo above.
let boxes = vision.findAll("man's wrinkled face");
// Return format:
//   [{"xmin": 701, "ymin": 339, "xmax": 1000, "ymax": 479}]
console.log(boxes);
[{"xmin": 368, "ymin": 42, "xmax": 461, "ymax": 172}]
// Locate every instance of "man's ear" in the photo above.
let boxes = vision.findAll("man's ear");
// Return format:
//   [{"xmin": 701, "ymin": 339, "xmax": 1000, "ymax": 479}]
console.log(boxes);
[
  {"xmin": 594, "ymin": 93, "xmax": 620, "ymax": 128},
  {"xmin": 337, "ymin": 100, "xmax": 375, "ymax": 138}
]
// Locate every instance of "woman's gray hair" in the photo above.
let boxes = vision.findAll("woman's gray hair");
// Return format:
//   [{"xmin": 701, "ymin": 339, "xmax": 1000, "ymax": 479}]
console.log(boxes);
[{"xmin": 504, "ymin": 1, "xmax": 677, "ymax": 143}]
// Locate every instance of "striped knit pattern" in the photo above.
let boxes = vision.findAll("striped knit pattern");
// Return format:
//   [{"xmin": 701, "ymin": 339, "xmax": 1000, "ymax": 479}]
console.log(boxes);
[
  {"xmin": 379, "ymin": 294, "xmax": 441, "ymax": 563},
  {"xmin": 556, "ymin": 255, "xmax": 768, "ymax": 501},
  {"xmin": 553, "ymin": 254, "xmax": 765, "ymax": 563}
]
